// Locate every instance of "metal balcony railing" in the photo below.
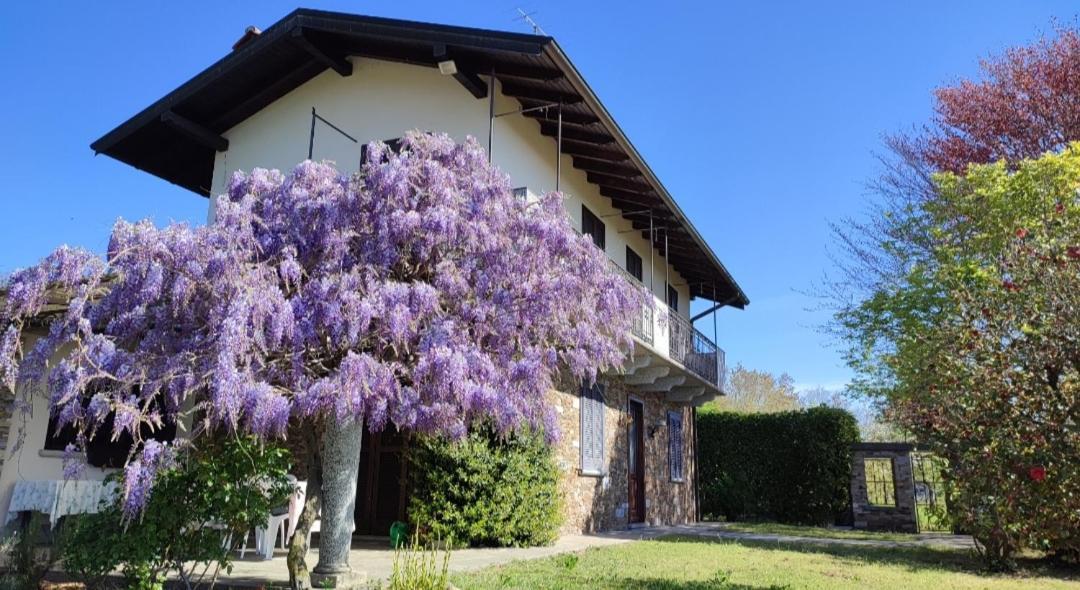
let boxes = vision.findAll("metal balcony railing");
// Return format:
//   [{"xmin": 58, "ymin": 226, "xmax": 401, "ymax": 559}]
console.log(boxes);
[
  {"xmin": 668, "ymin": 311, "xmax": 723, "ymax": 388},
  {"xmin": 609, "ymin": 261, "xmax": 654, "ymax": 345}
]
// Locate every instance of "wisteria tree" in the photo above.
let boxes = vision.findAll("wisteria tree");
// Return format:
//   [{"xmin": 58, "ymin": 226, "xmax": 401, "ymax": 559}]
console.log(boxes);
[{"xmin": 0, "ymin": 132, "xmax": 641, "ymax": 587}]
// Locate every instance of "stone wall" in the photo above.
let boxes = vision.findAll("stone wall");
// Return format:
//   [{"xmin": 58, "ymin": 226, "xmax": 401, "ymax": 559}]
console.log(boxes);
[
  {"xmin": 550, "ymin": 372, "xmax": 698, "ymax": 534},
  {"xmin": 850, "ymin": 443, "xmax": 918, "ymax": 533}
]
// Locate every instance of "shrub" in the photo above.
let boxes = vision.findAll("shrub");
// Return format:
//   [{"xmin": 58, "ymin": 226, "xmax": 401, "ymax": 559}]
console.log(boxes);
[
  {"xmin": 697, "ymin": 407, "xmax": 860, "ymax": 525},
  {"xmin": 408, "ymin": 427, "xmax": 562, "ymax": 548},
  {"xmin": 61, "ymin": 436, "xmax": 293, "ymax": 589}
]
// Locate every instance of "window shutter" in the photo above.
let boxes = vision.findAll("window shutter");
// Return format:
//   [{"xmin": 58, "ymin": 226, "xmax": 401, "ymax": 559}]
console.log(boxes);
[
  {"xmin": 580, "ymin": 382, "xmax": 605, "ymax": 475},
  {"xmin": 668, "ymin": 411, "xmax": 684, "ymax": 481}
]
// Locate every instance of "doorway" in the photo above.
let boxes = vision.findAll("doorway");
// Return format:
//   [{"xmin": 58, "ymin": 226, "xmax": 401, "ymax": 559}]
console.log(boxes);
[
  {"xmin": 354, "ymin": 427, "xmax": 409, "ymax": 536},
  {"xmin": 627, "ymin": 399, "xmax": 646, "ymax": 524}
]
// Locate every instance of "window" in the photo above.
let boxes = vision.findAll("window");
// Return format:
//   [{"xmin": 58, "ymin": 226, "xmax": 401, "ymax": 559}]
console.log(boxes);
[
  {"xmin": 666, "ymin": 283, "xmax": 679, "ymax": 312},
  {"xmin": 581, "ymin": 205, "xmax": 606, "ymax": 250},
  {"xmin": 512, "ymin": 186, "xmax": 529, "ymax": 200},
  {"xmin": 625, "ymin": 247, "xmax": 643, "ymax": 282},
  {"xmin": 668, "ymin": 411, "xmax": 684, "ymax": 482},
  {"xmin": 44, "ymin": 383, "xmax": 177, "ymax": 468},
  {"xmin": 360, "ymin": 137, "xmax": 403, "ymax": 164},
  {"xmin": 580, "ymin": 381, "xmax": 605, "ymax": 476},
  {"xmin": 43, "ymin": 417, "xmax": 78, "ymax": 452},
  {"xmin": 865, "ymin": 458, "xmax": 897, "ymax": 506}
]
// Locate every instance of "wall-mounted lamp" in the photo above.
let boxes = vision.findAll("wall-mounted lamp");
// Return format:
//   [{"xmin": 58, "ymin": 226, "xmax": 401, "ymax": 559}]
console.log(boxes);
[
  {"xmin": 437, "ymin": 59, "xmax": 458, "ymax": 76},
  {"xmin": 647, "ymin": 419, "xmax": 666, "ymax": 440}
]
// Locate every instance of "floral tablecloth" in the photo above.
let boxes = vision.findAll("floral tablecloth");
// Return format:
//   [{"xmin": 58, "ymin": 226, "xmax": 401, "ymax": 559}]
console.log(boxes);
[{"xmin": 5, "ymin": 480, "xmax": 118, "ymax": 527}]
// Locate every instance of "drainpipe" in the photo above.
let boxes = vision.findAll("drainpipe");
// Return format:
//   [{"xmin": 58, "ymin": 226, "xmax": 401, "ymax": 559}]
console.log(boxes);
[{"xmin": 692, "ymin": 405, "xmax": 701, "ymax": 522}]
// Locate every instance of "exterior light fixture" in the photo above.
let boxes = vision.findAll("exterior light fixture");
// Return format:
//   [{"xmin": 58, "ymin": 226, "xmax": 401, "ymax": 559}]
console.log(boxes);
[{"xmin": 438, "ymin": 59, "xmax": 458, "ymax": 75}]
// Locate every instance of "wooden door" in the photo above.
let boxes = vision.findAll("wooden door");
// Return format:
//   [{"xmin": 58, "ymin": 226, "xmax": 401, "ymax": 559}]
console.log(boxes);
[
  {"xmin": 627, "ymin": 399, "xmax": 646, "ymax": 524},
  {"xmin": 354, "ymin": 428, "xmax": 409, "ymax": 536}
]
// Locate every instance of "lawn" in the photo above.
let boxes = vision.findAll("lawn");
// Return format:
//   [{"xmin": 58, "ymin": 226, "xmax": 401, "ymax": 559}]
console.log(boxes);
[
  {"xmin": 451, "ymin": 535, "xmax": 1080, "ymax": 590},
  {"xmin": 716, "ymin": 521, "xmax": 925, "ymax": 542}
]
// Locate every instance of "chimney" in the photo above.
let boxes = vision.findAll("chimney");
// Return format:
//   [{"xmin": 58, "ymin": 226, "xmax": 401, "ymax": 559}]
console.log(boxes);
[{"xmin": 232, "ymin": 25, "xmax": 262, "ymax": 51}]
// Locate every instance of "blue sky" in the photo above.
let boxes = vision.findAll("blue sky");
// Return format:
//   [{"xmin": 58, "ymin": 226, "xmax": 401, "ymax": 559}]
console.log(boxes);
[{"xmin": 1, "ymin": 1, "xmax": 1076, "ymax": 395}]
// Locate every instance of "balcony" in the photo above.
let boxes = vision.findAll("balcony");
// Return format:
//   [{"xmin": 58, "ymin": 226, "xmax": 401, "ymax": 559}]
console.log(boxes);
[{"xmin": 608, "ymin": 262, "xmax": 726, "ymax": 404}]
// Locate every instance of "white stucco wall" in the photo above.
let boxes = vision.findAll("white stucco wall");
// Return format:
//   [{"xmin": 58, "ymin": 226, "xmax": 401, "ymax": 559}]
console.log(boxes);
[
  {"xmin": 0, "ymin": 338, "xmax": 115, "ymax": 521},
  {"xmin": 207, "ymin": 57, "xmax": 692, "ymax": 316}
]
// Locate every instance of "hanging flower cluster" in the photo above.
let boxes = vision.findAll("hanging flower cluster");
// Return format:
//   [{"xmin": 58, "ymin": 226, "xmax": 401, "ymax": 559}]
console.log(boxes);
[{"xmin": 0, "ymin": 132, "xmax": 643, "ymax": 517}]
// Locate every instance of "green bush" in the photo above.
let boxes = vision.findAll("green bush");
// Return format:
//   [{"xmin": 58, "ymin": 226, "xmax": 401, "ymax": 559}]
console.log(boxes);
[
  {"xmin": 697, "ymin": 407, "xmax": 860, "ymax": 525},
  {"xmin": 408, "ymin": 427, "xmax": 562, "ymax": 548},
  {"xmin": 61, "ymin": 436, "xmax": 293, "ymax": 589}
]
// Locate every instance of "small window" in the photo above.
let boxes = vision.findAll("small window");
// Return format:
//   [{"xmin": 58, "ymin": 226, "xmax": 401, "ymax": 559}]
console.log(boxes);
[
  {"xmin": 43, "ymin": 417, "xmax": 78, "ymax": 452},
  {"xmin": 625, "ymin": 247, "xmax": 643, "ymax": 282},
  {"xmin": 666, "ymin": 283, "xmax": 679, "ymax": 312},
  {"xmin": 360, "ymin": 137, "xmax": 403, "ymax": 165},
  {"xmin": 865, "ymin": 458, "xmax": 897, "ymax": 506},
  {"xmin": 44, "ymin": 384, "xmax": 177, "ymax": 468},
  {"xmin": 580, "ymin": 382, "xmax": 605, "ymax": 476},
  {"xmin": 581, "ymin": 205, "xmax": 606, "ymax": 250},
  {"xmin": 512, "ymin": 187, "xmax": 529, "ymax": 200},
  {"xmin": 668, "ymin": 411, "xmax": 684, "ymax": 482}
]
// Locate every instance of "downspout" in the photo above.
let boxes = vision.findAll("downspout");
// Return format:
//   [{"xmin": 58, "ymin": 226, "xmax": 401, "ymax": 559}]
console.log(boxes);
[{"xmin": 692, "ymin": 405, "xmax": 701, "ymax": 522}]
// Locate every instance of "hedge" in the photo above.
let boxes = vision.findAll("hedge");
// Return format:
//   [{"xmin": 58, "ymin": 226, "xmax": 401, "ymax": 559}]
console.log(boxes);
[
  {"xmin": 407, "ymin": 427, "xmax": 562, "ymax": 548},
  {"xmin": 698, "ymin": 406, "xmax": 859, "ymax": 525}
]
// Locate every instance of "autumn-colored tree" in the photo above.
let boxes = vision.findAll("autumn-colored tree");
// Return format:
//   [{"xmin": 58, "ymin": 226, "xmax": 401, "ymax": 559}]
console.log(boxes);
[
  {"xmin": 924, "ymin": 27, "xmax": 1080, "ymax": 173},
  {"xmin": 704, "ymin": 365, "xmax": 801, "ymax": 414}
]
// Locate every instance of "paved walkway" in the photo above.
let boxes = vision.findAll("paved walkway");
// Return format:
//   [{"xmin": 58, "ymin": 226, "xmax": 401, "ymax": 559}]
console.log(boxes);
[{"xmin": 209, "ymin": 522, "xmax": 974, "ymax": 588}]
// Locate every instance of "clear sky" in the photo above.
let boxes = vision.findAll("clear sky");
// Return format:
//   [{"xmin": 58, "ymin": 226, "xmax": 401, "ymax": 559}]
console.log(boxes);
[{"xmin": 1, "ymin": 1, "xmax": 1076, "ymax": 395}]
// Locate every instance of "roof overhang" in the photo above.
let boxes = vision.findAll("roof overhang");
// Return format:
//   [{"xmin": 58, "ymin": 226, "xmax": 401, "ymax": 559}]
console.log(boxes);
[{"xmin": 90, "ymin": 8, "xmax": 748, "ymax": 307}]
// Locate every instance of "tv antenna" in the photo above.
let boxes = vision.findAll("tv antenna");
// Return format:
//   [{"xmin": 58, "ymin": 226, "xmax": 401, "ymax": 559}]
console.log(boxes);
[{"xmin": 515, "ymin": 8, "xmax": 547, "ymax": 35}]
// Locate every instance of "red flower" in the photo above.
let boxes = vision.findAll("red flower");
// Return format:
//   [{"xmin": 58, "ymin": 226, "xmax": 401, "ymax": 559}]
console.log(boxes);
[
  {"xmin": 1028, "ymin": 466, "xmax": 1046, "ymax": 482},
  {"xmin": 1002, "ymin": 279, "xmax": 1020, "ymax": 291},
  {"xmin": 1068, "ymin": 246, "xmax": 1079, "ymax": 259},
  {"xmin": 1016, "ymin": 228, "xmax": 1028, "ymax": 239}
]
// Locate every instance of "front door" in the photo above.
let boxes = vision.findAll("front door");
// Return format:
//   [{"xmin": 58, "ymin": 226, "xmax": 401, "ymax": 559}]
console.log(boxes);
[
  {"xmin": 354, "ymin": 428, "xmax": 409, "ymax": 536},
  {"xmin": 627, "ymin": 399, "xmax": 646, "ymax": 524}
]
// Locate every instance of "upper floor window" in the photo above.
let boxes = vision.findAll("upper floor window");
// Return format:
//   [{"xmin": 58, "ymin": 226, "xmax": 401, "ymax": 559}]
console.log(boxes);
[
  {"xmin": 581, "ymin": 205, "xmax": 605, "ymax": 250},
  {"xmin": 625, "ymin": 247, "xmax": 643, "ymax": 283},
  {"xmin": 360, "ymin": 137, "xmax": 403, "ymax": 165},
  {"xmin": 512, "ymin": 186, "xmax": 529, "ymax": 200},
  {"xmin": 667, "ymin": 283, "xmax": 679, "ymax": 312}
]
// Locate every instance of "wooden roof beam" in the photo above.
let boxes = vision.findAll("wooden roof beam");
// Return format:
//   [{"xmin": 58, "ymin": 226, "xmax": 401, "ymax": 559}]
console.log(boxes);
[
  {"xmin": 433, "ymin": 44, "xmax": 488, "ymax": 99},
  {"xmin": 539, "ymin": 122, "xmax": 613, "ymax": 144},
  {"xmin": 573, "ymin": 157, "xmax": 640, "ymax": 177},
  {"xmin": 160, "ymin": 111, "xmax": 228, "ymax": 152},
  {"xmin": 588, "ymin": 172, "xmax": 653, "ymax": 192},
  {"xmin": 290, "ymin": 29, "xmax": 352, "ymax": 76},
  {"xmin": 500, "ymin": 82, "xmax": 583, "ymax": 105},
  {"xmin": 558, "ymin": 140, "xmax": 628, "ymax": 161}
]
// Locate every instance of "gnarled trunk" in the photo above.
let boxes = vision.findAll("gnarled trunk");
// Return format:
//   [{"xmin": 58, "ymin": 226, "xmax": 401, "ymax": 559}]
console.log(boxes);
[{"xmin": 288, "ymin": 422, "xmax": 324, "ymax": 590}]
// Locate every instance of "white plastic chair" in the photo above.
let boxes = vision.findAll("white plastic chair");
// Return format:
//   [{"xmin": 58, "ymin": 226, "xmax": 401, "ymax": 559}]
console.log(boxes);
[
  {"xmin": 254, "ymin": 513, "xmax": 288, "ymax": 559},
  {"xmin": 286, "ymin": 479, "xmax": 321, "ymax": 546}
]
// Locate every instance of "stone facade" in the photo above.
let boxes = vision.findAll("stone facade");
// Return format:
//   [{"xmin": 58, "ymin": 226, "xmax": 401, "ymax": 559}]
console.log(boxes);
[
  {"xmin": 850, "ymin": 443, "xmax": 918, "ymax": 533},
  {"xmin": 550, "ymin": 373, "xmax": 697, "ymax": 534},
  {"xmin": 280, "ymin": 372, "xmax": 701, "ymax": 537}
]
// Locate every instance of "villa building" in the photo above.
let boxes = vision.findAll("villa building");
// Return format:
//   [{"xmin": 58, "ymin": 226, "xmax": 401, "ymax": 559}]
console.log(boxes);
[{"xmin": 0, "ymin": 8, "xmax": 747, "ymax": 537}]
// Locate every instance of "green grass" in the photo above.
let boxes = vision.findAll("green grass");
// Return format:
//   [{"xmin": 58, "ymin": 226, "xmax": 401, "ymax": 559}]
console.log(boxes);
[
  {"xmin": 717, "ymin": 521, "xmax": 923, "ymax": 542},
  {"xmin": 452, "ymin": 535, "xmax": 1080, "ymax": 590}
]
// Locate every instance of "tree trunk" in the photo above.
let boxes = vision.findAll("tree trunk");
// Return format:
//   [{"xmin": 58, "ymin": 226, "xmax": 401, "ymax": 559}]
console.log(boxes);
[{"xmin": 288, "ymin": 422, "xmax": 324, "ymax": 590}]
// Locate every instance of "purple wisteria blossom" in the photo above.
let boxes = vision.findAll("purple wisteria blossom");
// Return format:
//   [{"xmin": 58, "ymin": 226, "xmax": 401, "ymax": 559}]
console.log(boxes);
[{"xmin": 0, "ymin": 132, "xmax": 643, "ymax": 516}]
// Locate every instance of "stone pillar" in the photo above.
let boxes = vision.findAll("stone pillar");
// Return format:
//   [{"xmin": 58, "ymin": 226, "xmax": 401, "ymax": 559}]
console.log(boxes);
[{"xmin": 312, "ymin": 417, "xmax": 365, "ymax": 588}]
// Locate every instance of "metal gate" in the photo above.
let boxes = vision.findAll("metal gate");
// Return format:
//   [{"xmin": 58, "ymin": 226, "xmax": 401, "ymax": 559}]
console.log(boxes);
[{"xmin": 911, "ymin": 453, "xmax": 951, "ymax": 532}]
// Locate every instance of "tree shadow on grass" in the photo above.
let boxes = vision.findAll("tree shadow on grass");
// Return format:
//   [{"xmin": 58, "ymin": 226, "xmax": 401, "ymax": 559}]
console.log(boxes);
[{"xmin": 652, "ymin": 535, "xmax": 1080, "ymax": 583}]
